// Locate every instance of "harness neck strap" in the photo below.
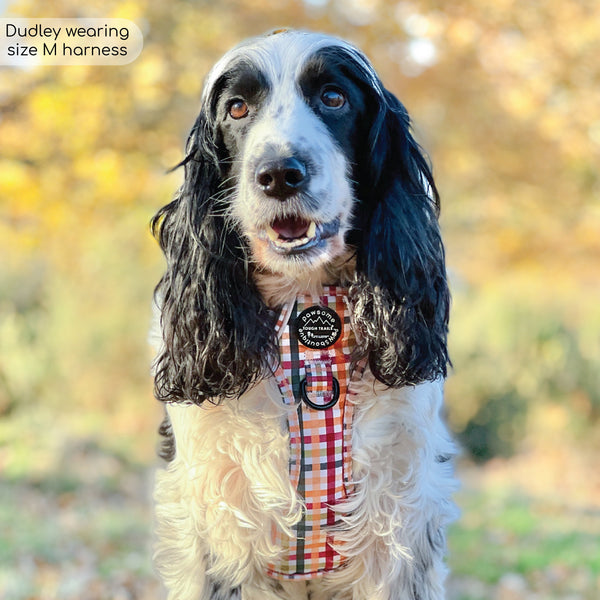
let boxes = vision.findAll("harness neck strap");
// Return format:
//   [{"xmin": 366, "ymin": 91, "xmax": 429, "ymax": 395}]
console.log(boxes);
[{"xmin": 266, "ymin": 286, "xmax": 364, "ymax": 581}]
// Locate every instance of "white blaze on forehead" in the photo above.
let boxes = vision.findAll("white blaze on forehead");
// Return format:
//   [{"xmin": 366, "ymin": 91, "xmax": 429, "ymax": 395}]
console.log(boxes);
[{"xmin": 201, "ymin": 30, "xmax": 382, "ymax": 107}]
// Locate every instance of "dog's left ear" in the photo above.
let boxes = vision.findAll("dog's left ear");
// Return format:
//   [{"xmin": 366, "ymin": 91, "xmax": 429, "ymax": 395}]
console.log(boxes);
[
  {"xmin": 151, "ymin": 99, "xmax": 277, "ymax": 406},
  {"xmin": 350, "ymin": 87, "xmax": 450, "ymax": 387}
]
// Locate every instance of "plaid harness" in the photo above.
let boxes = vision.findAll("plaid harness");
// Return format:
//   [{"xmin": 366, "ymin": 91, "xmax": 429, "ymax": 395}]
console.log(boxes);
[{"xmin": 265, "ymin": 286, "xmax": 364, "ymax": 580}]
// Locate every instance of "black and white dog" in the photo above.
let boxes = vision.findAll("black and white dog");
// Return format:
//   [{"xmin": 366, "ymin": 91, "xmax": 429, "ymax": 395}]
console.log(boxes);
[{"xmin": 150, "ymin": 30, "xmax": 457, "ymax": 600}]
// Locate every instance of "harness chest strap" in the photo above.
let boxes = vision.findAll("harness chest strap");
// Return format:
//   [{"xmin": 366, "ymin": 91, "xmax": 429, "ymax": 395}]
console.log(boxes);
[{"xmin": 265, "ymin": 286, "xmax": 364, "ymax": 581}]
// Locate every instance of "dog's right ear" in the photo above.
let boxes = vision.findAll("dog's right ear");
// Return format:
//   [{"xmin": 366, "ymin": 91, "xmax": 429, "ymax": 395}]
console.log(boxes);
[
  {"xmin": 151, "ymin": 102, "xmax": 277, "ymax": 406},
  {"xmin": 350, "ymin": 84, "xmax": 450, "ymax": 388}
]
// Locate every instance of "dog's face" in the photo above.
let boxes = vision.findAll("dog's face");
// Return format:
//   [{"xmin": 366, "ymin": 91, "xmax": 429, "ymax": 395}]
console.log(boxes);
[{"xmin": 204, "ymin": 32, "xmax": 377, "ymax": 276}]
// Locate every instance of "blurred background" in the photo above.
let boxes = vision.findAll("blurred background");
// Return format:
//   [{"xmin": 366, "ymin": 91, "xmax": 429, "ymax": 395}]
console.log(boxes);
[{"xmin": 1, "ymin": 0, "xmax": 599, "ymax": 598}]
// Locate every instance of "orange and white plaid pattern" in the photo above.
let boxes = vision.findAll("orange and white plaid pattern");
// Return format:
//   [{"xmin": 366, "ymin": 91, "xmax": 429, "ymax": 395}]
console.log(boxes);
[{"xmin": 265, "ymin": 286, "xmax": 364, "ymax": 580}]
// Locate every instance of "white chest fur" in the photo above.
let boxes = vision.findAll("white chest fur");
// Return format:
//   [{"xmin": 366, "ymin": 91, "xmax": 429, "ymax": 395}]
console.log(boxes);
[{"xmin": 154, "ymin": 374, "xmax": 457, "ymax": 599}]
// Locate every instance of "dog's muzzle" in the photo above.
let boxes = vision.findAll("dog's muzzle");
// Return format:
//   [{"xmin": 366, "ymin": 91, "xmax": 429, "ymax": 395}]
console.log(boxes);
[{"xmin": 252, "ymin": 153, "xmax": 341, "ymax": 256}]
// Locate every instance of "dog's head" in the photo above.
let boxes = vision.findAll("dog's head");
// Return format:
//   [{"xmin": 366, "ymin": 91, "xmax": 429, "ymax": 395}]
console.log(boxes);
[
  {"xmin": 152, "ymin": 30, "xmax": 450, "ymax": 404},
  {"xmin": 207, "ymin": 32, "xmax": 370, "ymax": 278}
]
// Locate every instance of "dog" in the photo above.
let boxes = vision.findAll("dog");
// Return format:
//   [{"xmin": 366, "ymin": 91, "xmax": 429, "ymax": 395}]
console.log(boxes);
[{"xmin": 149, "ymin": 29, "xmax": 458, "ymax": 600}]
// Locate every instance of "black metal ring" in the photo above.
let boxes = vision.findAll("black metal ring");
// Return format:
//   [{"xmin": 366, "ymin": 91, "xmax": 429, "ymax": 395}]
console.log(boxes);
[{"xmin": 300, "ymin": 377, "xmax": 340, "ymax": 410}]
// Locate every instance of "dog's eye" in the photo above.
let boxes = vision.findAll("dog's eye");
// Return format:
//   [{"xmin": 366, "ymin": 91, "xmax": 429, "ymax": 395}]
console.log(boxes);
[
  {"xmin": 228, "ymin": 99, "xmax": 249, "ymax": 119},
  {"xmin": 320, "ymin": 87, "xmax": 346, "ymax": 109}
]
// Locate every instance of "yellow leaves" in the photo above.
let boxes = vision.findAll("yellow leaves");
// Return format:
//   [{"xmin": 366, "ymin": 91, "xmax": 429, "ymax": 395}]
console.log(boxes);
[
  {"xmin": 445, "ymin": 17, "xmax": 480, "ymax": 48},
  {"xmin": 575, "ymin": 205, "xmax": 600, "ymax": 250},
  {"xmin": 21, "ymin": 82, "xmax": 108, "ymax": 164},
  {"xmin": 72, "ymin": 150, "xmax": 123, "ymax": 204},
  {"xmin": 500, "ymin": 86, "xmax": 544, "ymax": 121},
  {"xmin": 0, "ymin": 160, "xmax": 32, "ymax": 207},
  {"xmin": 495, "ymin": 227, "xmax": 522, "ymax": 258},
  {"xmin": 538, "ymin": 112, "xmax": 563, "ymax": 143},
  {"xmin": 130, "ymin": 50, "xmax": 168, "ymax": 109},
  {"xmin": 550, "ymin": 0, "xmax": 600, "ymax": 54},
  {"xmin": 444, "ymin": 146, "xmax": 483, "ymax": 180},
  {"xmin": 28, "ymin": 84, "xmax": 71, "ymax": 134},
  {"xmin": 530, "ymin": 404, "xmax": 571, "ymax": 440},
  {"xmin": 112, "ymin": 0, "xmax": 145, "ymax": 21}
]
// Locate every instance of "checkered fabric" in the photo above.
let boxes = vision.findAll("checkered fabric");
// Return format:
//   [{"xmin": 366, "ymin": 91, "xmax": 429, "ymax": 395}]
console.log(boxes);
[{"xmin": 265, "ymin": 286, "xmax": 365, "ymax": 581}]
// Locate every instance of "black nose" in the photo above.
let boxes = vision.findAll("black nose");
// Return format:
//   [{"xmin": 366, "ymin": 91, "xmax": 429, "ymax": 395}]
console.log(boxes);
[{"xmin": 255, "ymin": 157, "xmax": 307, "ymax": 199}]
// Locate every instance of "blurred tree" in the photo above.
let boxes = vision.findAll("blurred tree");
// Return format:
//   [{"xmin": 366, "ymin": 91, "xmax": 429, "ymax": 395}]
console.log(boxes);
[{"xmin": 1, "ymin": 0, "xmax": 598, "ymax": 460}]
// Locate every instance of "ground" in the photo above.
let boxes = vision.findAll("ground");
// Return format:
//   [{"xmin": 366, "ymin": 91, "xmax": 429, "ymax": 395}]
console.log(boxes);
[
  {"xmin": 1, "ymin": 403, "xmax": 599, "ymax": 600},
  {"xmin": 2, "ymin": 438, "xmax": 599, "ymax": 600}
]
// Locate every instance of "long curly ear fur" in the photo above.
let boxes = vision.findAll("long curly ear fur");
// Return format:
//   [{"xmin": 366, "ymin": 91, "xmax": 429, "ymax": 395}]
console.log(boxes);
[
  {"xmin": 151, "ymin": 108, "xmax": 278, "ymax": 405},
  {"xmin": 349, "ymin": 85, "xmax": 450, "ymax": 387}
]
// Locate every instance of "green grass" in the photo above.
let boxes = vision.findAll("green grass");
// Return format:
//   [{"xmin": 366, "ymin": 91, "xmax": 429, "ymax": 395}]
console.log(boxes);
[
  {"xmin": 1, "ymin": 406, "xmax": 599, "ymax": 599},
  {"xmin": 448, "ymin": 483, "xmax": 600, "ymax": 598},
  {"xmin": 0, "ymin": 472, "xmax": 159, "ymax": 600}
]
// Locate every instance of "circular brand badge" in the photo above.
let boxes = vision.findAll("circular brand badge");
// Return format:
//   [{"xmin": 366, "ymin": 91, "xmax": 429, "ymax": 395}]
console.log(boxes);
[{"xmin": 295, "ymin": 305, "xmax": 342, "ymax": 349}]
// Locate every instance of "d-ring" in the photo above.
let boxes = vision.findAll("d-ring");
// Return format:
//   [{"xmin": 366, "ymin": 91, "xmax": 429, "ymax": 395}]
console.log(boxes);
[{"xmin": 300, "ymin": 377, "xmax": 340, "ymax": 410}]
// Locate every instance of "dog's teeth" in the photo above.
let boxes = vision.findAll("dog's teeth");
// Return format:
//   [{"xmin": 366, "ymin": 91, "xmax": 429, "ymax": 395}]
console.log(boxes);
[
  {"xmin": 266, "ymin": 226, "xmax": 279, "ymax": 242},
  {"xmin": 265, "ymin": 221, "xmax": 317, "ymax": 250}
]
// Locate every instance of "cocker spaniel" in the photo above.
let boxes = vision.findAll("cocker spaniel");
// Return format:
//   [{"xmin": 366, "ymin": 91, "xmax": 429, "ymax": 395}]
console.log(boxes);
[{"xmin": 150, "ymin": 30, "xmax": 458, "ymax": 600}]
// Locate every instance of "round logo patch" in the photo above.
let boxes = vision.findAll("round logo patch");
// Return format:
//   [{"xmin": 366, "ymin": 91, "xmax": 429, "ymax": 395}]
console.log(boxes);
[{"xmin": 295, "ymin": 305, "xmax": 342, "ymax": 349}]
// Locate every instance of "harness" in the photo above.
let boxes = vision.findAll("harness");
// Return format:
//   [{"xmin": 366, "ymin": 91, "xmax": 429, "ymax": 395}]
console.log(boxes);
[{"xmin": 265, "ymin": 286, "xmax": 364, "ymax": 581}]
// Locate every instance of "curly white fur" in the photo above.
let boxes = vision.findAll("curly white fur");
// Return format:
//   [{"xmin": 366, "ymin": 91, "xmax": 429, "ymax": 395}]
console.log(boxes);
[{"xmin": 154, "ymin": 374, "xmax": 457, "ymax": 600}]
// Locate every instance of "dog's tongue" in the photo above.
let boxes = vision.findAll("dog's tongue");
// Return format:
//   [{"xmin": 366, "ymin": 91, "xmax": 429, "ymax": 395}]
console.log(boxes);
[{"xmin": 271, "ymin": 217, "xmax": 311, "ymax": 240}]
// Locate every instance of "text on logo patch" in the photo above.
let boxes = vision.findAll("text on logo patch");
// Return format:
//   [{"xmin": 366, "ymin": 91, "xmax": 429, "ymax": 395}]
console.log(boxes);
[{"xmin": 295, "ymin": 305, "xmax": 342, "ymax": 349}]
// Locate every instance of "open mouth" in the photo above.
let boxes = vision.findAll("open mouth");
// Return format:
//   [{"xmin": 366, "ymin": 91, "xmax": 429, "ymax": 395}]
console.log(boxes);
[{"xmin": 262, "ymin": 216, "xmax": 340, "ymax": 255}]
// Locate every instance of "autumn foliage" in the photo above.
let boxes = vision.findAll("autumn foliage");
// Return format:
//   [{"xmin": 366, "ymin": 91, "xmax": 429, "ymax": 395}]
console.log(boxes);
[{"xmin": 1, "ymin": 0, "xmax": 599, "ymax": 467}]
